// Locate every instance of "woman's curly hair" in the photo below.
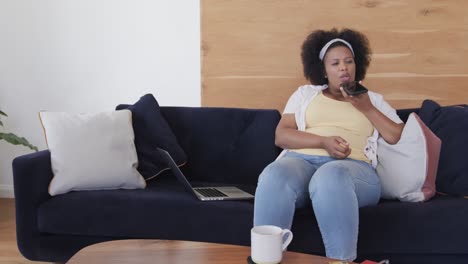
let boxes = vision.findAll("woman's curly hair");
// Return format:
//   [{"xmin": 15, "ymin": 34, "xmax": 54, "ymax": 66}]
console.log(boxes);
[{"xmin": 301, "ymin": 28, "xmax": 372, "ymax": 85}]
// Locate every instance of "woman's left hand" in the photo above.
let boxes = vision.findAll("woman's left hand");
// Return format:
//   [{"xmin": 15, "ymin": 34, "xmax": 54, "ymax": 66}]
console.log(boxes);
[{"xmin": 340, "ymin": 84, "xmax": 374, "ymax": 113}]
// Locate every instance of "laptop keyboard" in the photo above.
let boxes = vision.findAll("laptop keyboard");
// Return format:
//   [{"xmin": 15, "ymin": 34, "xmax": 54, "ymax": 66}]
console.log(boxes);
[{"xmin": 196, "ymin": 188, "xmax": 228, "ymax": 197}]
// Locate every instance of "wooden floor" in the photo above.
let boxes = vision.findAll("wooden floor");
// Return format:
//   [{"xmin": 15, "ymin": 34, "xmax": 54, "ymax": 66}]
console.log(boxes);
[{"xmin": 0, "ymin": 198, "xmax": 50, "ymax": 264}]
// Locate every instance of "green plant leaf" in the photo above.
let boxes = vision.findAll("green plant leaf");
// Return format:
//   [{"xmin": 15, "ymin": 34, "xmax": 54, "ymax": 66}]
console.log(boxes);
[
  {"xmin": 0, "ymin": 110, "xmax": 7, "ymax": 117},
  {"xmin": 0, "ymin": 132, "xmax": 38, "ymax": 151},
  {"xmin": 0, "ymin": 120, "xmax": 3, "ymax": 127}
]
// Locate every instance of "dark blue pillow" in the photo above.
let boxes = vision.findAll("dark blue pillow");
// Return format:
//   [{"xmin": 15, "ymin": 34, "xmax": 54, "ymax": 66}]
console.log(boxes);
[
  {"xmin": 116, "ymin": 94, "xmax": 186, "ymax": 180},
  {"xmin": 419, "ymin": 100, "xmax": 468, "ymax": 196}
]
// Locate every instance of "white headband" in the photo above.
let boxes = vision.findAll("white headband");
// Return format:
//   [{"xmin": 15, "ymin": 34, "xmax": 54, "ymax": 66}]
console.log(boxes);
[{"xmin": 319, "ymin": 38, "xmax": 355, "ymax": 61}]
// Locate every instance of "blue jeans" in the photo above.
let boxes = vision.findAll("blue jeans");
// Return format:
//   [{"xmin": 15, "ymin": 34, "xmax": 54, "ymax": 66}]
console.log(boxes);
[{"xmin": 253, "ymin": 151, "xmax": 381, "ymax": 261}]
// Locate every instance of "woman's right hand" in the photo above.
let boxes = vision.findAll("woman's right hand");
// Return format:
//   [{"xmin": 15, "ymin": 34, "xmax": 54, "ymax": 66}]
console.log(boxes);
[{"xmin": 321, "ymin": 136, "xmax": 351, "ymax": 159}]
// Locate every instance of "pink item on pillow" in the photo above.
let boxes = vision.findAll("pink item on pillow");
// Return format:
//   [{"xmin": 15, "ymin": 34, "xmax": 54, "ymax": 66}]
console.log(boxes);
[{"xmin": 414, "ymin": 114, "xmax": 441, "ymax": 201}]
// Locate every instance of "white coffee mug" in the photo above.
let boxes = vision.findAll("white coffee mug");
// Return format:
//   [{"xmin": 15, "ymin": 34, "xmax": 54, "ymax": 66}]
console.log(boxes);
[{"xmin": 251, "ymin": 225, "xmax": 293, "ymax": 264}]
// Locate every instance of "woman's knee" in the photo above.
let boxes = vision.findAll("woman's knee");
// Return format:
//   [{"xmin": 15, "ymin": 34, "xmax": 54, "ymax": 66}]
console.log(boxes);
[
  {"xmin": 260, "ymin": 156, "xmax": 306, "ymax": 179},
  {"xmin": 309, "ymin": 161, "xmax": 353, "ymax": 194},
  {"xmin": 257, "ymin": 157, "xmax": 312, "ymax": 192},
  {"xmin": 258, "ymin": 159, "xmax": 295, "ymax": 187}
]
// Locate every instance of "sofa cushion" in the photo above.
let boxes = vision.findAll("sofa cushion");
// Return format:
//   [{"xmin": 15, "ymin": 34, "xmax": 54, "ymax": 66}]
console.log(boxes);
[
  {"xmin": 39, "ymin": 110, "xmax": 146, "ymax": 196},
  {"xmin": 291, "ymin": 196, "xmax": 468, "ymax": 258},
  {"xmin": 418, "ymin": 100, "xmax": 468, "ymax": 196},
  {"xmin": 116, "ymin": 94, "xmax": 187, "ymax": 180},
  {"xmin": 376, "ymin": 113, "xmax": 441, "ymax": 202},
  {"xmin": 358, "ymin": 197, "xmax": 468, "ymax": 256},
  {"xmin": 38, "ymin": 177, "xmax": 256, "ymax": 246}
]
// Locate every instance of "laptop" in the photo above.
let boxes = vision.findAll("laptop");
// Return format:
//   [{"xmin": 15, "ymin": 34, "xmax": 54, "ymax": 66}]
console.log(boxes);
[{"xmin": 157, "ymin": 148, "xmax": 255, "ymax": 201}]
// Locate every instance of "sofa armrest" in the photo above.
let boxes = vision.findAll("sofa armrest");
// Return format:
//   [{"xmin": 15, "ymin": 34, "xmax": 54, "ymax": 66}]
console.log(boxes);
[{"xmin": 12, "ymin": 150, "xmax": 53, "ymax": 260}]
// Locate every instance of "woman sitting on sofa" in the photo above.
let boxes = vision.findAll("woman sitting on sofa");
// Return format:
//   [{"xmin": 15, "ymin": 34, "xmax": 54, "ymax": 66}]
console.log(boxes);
[{"xmin": 253, "ymin": 28, "xmax": 404, "ymax": 262}]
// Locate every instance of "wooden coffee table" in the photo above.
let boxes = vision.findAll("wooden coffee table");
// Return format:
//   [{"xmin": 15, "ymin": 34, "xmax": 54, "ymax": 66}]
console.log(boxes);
[{"xmin": 66, "ymin": 239, "xmax": 353, "ymax": 263}]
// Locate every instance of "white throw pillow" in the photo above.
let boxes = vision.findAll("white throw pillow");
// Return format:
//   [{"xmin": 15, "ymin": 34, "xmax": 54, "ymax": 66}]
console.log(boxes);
[
  {"xmin": 376, "ymin": 113, "xmax": 441, "ymax": 202},
  {"xmin": 39, "ymin": 110, "xmax": 146, "ymax": 196}
]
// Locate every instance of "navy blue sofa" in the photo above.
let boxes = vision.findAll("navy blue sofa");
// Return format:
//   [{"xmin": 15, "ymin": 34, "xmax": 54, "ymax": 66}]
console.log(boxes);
[{"xmin": 13, "ymin": 105, "xmax": 468, "ymax": 264}]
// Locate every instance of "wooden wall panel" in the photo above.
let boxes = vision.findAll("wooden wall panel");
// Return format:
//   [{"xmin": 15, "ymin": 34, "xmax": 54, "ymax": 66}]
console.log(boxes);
[{"xmin": 201, "ymin": 0, "xmax": 468, "ymax": 111}]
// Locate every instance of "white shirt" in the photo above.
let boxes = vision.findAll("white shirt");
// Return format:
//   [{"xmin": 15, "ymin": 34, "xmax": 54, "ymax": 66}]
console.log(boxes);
[{"xmin": 278, "ymin": 84, "xmax": 403, "ymax": 168}]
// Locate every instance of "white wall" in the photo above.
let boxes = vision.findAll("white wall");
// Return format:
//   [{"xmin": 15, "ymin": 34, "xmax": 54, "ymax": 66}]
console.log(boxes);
[{"xmin": 0, "ymin": 0, "xmax": 201, "ymax": 197}]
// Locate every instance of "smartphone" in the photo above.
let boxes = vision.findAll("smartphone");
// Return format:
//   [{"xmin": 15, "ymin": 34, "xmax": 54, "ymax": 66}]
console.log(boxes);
[{"xmin": 341, "ymin": 81, "xmax": 368, "ymax": 96}]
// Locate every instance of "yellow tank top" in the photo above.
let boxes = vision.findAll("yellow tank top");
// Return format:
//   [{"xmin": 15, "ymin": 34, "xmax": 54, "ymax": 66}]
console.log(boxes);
[{"xmin": 292, "ymin": 91, "xmax": 373, "ymax": 162}]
